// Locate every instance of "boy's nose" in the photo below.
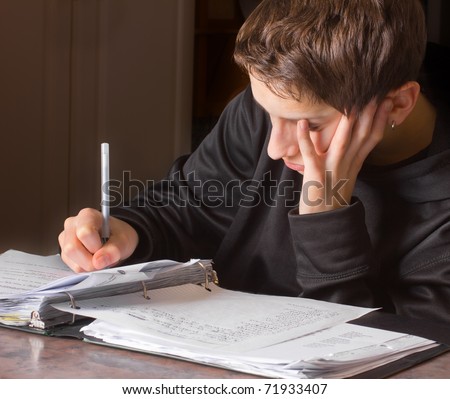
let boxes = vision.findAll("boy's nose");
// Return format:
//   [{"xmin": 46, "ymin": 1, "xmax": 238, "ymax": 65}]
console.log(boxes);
[{"xmin": 267, "ymin": 119, "xmax": 299, "ymax": 160}]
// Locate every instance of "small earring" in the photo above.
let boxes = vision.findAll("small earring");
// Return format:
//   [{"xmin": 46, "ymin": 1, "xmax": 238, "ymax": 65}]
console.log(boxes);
[{"xmin": 391, "ymin": 120, "xmax": 396, "ymax": 130}]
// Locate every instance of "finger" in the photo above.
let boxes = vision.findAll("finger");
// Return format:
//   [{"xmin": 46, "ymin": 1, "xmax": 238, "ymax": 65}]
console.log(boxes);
[
  {"xmin": 296, "ymin": 120, "xmax": 319, "ymax": 169},
  {"xmin": 59, "ymin": 225, "xmax": 96, "ymax": 272},
  {"xmin": 74, "ymin": 208, "xmax": 104, "ymax": 254},
  {"xmin": 92, "ymin": 243, "xmax": 121, "ymax": 270},
  {"xmin": 328, "ymin": 112, "xmax": 356, "ymax": 160},
  {"xmin": 92, "ymin": 217, "xmax": 139, "ymax": 270},
  {"xmin": 356, "ymin": 99, "xmax": 393, "ymax": 159},
  {"xmin": 350, "ymin": 100, "xmax": 379, "ymax": 145},
  {"xmin": 58, "ymin": 231, "xmax": 83, "ymax": 273}
]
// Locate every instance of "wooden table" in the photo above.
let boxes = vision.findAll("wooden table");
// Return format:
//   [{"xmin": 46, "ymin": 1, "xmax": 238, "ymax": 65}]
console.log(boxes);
[{"xmin": 1, "ymin": 327, "xmax": 449, "ymax": 379}]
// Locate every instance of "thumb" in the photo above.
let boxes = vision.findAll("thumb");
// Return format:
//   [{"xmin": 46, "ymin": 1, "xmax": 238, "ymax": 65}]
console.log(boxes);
[
  {"xmin": 92, "ymin": 217, "xmax": 139, "ymax": 270},
  {"xmin": 92, "ymin": 242, "xmax": 122, "ymax": 270}
]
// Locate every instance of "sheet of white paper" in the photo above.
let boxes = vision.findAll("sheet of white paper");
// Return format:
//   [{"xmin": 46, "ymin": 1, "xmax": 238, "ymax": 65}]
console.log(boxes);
[
  {"xmin": 0, "ymin": 250, "xmax": 75, "ymax": 296},
  {"xmin": 302, "ymin": 333, "xmax": 435, "ymax": 365},
  {"xmin": 54, "ymin": 283, "xmax": 375, "ymax": 352},
  {"xmin": 242, "ymin": 323, "xmax": 410, "ymax": 363},
  {"xmin": 295, "ymin": 336, "xmax": 437, "ymax": 378}
]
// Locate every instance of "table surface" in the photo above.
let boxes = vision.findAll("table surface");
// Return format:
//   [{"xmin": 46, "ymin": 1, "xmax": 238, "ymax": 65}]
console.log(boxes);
[{"xmin": 1, "ymin": 326, "xmax": 449, "ymax": 379}]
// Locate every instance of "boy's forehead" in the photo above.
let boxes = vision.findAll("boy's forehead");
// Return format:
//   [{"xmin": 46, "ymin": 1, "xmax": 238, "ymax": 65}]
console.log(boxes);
[{"xmin": 249, "ymin": 75, "xmax": 338, "ymax": 120}]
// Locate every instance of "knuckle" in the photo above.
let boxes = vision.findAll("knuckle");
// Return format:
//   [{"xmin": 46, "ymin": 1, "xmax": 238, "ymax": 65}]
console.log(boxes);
[
  {"xmin": 78, "ymin": 207, "xmax": 98, "ymax": 219},
  {"xmin": 62, "ymin": 241, "xmax": 79, "ymax": 259},
  {"xmin": 76, "ymin": 225, "xmax": 97, "ymax": 242},
  {"xmin": 63, "ymin": 216, "xmax": 75, "ymax": 230}
]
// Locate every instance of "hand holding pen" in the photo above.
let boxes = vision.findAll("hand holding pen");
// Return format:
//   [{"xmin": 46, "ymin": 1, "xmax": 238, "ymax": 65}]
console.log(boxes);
[{"xmin": 58, "ymin": 143, "xmax": 139, "ymax": 273}]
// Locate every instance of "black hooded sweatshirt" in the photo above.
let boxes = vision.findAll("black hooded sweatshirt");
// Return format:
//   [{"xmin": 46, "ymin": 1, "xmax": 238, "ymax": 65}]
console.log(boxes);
[{"xmin": 113, "ymin": 43, "xmax": 450, "ymax": 325}]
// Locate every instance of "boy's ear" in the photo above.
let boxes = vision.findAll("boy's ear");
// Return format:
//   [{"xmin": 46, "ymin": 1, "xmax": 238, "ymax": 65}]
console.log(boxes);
[{"xmin": 386, "ymin": 81, "xmax": 421, "ymax": 126}]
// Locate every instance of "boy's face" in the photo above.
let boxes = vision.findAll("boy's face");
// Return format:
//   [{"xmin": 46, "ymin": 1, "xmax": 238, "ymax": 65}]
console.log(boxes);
[{"xmin": 250, "ymin": 75, "xmax": 342, "ymax": 174}]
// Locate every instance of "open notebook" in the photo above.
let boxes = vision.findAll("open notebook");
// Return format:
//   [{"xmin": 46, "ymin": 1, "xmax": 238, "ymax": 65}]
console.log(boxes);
[
  {"xmin": 0, "ymin": 250, "xmax": 215, "ymax": 329},
  {"xmin": 0, "ymin": 250, "xmax": 447, "ymax": 379}
]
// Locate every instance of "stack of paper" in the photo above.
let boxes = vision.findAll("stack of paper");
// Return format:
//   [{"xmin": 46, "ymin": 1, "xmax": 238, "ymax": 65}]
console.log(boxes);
[
  {"xmin": 0, "ymin": 250, "xmax": 214, "ymax": 328},
  {"xmin": 53, "ymin": 283, "xmax": 437, "ymax": 379}
]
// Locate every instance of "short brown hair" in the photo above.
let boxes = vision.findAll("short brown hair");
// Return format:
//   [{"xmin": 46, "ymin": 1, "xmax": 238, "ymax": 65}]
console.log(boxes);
[{"xmin": 234, "ymin": 0, "xmax": 427, "ymax": 114}]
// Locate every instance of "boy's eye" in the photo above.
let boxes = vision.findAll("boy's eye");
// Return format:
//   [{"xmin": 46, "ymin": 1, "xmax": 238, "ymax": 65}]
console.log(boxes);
[{"xmin": 309, "ymin": 125, "xmax": 321, "ymax": 131}]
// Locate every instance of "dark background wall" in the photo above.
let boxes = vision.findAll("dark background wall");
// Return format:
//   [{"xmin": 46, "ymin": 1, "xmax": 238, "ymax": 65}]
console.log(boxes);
[{"xmin": 0, "ymin": 0, "xmax": 448, "ymax": 255}]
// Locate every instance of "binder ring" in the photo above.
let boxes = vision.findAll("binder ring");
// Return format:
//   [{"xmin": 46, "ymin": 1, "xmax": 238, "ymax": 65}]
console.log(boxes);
[
  {"xmin": 142, "ymin": 281, "xmax": 151, "ymax": 300},
  {"xmin": 65, "ymin": 291, "xmax": 80, "ymax": 310},
  {"xmin": 64, "ymin": 291, "xmax": 79, "ymax": 325},
  {"xmin": 198, "ymin": 262, "xmax": 210, "ymax": 291},
  {"xmin": 29, "ymin": 311, "xmax": 45, "ymax": 329}
]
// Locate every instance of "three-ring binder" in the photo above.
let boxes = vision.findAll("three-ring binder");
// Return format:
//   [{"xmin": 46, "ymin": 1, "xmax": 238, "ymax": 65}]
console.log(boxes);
[{"xmin": 24, "ymin": 258, "xmax": 217, "ymax": 330}]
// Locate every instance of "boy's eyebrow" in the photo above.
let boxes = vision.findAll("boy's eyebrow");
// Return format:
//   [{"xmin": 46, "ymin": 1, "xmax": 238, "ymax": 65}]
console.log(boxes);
[
  {"xmin": 251, "ymin": 87, "xmax": 335, "ymax": 122},
  {"xmin": 253, "ymin": 96, "xmax": 310, "ymax": 120}
]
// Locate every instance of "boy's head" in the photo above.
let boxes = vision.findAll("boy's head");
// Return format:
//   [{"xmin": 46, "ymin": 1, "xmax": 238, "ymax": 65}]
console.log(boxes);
[{"xmin": 234, "ymin": 0, "xmax": 427, "ymax": 114}]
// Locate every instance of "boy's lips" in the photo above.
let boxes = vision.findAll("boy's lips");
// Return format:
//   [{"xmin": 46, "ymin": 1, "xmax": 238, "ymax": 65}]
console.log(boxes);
[{"xmin": 284, "ymin": 161, "xmax": 305, "ymax": 173}]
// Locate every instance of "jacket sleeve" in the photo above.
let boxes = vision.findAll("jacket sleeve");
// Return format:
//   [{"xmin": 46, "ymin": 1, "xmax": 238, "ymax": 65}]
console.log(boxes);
[
  {"xmin": 111, "ymin": 87, "xmax": 262, "ymax": 263},
  {"xmin": 289, "ymin": 199, "xmax": 381, "ymax": 308}
]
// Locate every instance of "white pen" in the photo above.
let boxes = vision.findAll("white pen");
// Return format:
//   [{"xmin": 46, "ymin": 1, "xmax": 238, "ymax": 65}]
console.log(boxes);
[{"xmin": 101, "ymin": 143, "xmax": 110, "ymax": 244}]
